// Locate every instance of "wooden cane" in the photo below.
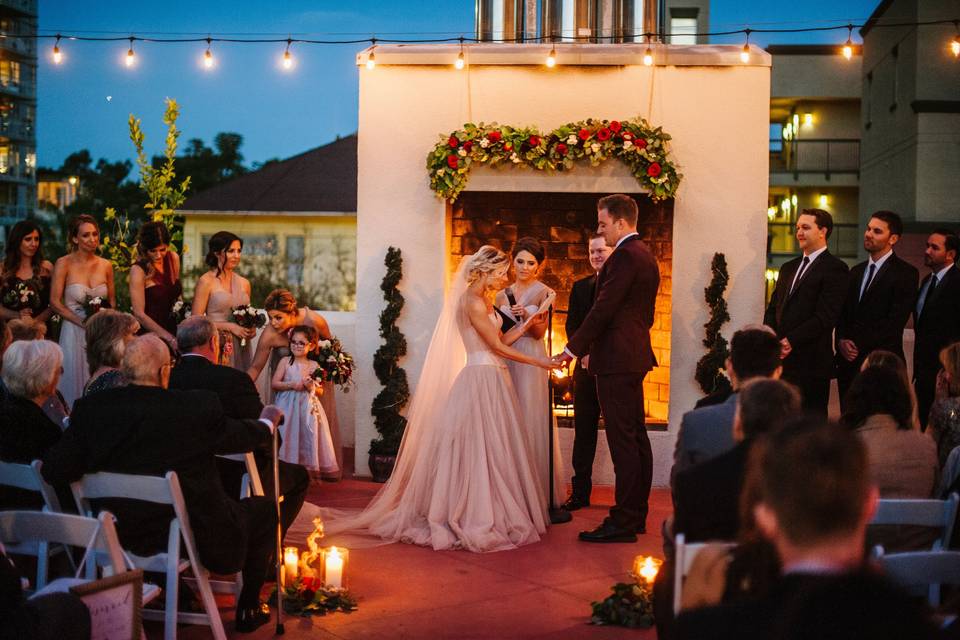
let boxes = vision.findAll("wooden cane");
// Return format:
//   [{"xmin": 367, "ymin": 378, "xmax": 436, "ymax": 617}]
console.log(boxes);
[{"xmin": 273, "ymin": 417, "xmax": 285, "ymax": 635}]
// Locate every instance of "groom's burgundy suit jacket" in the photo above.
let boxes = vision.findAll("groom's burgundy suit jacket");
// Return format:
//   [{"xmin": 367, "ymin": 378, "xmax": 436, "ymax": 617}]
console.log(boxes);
[{"xmin": 567, "ymin": 234, "xmax": 660, "ymax": 376}]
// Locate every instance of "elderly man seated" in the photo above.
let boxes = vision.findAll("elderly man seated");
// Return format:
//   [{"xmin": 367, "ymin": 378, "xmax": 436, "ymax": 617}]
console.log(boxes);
[{"xmin": 42, "ymin": 335, "xmax": 283, "ymax": 633}]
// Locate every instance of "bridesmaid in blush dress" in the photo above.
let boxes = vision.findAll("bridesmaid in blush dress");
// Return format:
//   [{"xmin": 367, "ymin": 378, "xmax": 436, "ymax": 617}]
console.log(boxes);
[
  {"xmin": 129, "ymin": 222, "xmax": 181, "ymax": 349},
  {"xmin": 49, "ymin": 215, "xmax": 116, "ymax": 407},
  {"xmin": 495, "ymin": 237, "xmax": 566, "ymax": 509},
  {"xmin": 192, "ymin": 231, "xmax": 255, "ymax": 372}
]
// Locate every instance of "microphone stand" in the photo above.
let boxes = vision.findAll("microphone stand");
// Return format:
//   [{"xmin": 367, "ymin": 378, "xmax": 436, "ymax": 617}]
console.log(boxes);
[
  {"xmin": 547, "ymin": 307, "xmax": 572, "ymax": 525},
  {"xmin": 272, "ymin": 418, "xmax": 285, "ymax": 635}
]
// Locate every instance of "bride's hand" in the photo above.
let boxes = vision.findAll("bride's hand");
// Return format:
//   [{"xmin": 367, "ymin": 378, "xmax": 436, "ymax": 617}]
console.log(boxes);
[{"xmin": 537, "ymin": 357, "xmax": 556, "ymax": 370}]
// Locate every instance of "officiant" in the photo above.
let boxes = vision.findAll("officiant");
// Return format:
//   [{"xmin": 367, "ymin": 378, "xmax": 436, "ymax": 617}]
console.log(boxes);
[{"xmin": 562, "ymin": 232, "xmax": 612, "ymax": 512}]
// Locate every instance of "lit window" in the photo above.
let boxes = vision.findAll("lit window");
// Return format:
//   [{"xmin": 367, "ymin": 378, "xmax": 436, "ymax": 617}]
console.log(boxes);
[{"xmin": 670, "ymin": 18, "xmax": 697, "ymax": 45}]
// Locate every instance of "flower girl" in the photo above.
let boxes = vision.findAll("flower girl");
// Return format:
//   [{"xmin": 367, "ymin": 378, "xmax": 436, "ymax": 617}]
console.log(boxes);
[{"xmin": 272, "ymin": 325, "xmax": 339, "ymax": 479}]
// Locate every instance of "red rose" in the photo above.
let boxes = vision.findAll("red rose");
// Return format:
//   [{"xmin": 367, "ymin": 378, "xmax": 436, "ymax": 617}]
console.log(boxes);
[
  {"xmin": 504, "ymin": 142, "xmax": 513, "ymax": 151},
  {"xmin": 597, "ymin": 127, "xmax": 611, "ymax": 141},
  {"xmin": 447, "ymin": 155, "xmax": 459, "ymax": 169},
  {"xmin": 578, "ymin": 128, "xmax": 591, "ymax": 141},
  {"xmin": 556, "ymin": 143, "xmax": 568, "ymax": 156},
  {"xmin": 637, "ymin": 138, "xmax": 648, "ymax": 149},
  {"xmin": 463, "ymin": 140, "xmax": 473, "ymax": 152},
  {"xmin": 488, "ymin": 130, "xmax": 502, "ymax": 143},
  {"xmin": 528, "ymin": 135, "xmax": 541, "ymax": 147},
  {"xmin": 609, "ymin": 120, "xmax": 622, "ymax": 133},
  {"xmin": 448, "ymin": 136, "xmax": 459, "ymax": 148},
  {"xmin": 647, "ymin": 162, "xmax": 662, "ymax": 177}
]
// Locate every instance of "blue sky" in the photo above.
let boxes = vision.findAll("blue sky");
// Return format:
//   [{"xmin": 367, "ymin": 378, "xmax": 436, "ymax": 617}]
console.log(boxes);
[{"xmin": 38, "ymin": 0, "xmax": 878, "ymax": 169}]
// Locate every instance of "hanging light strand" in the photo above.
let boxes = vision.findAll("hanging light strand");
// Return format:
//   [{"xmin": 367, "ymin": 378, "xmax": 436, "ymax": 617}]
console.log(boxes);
[
  {"xmin": 203, "ymin": 37, "xmax": 214, "ymax": 69},
  {"xmin": 740, "ymin": 29, "xmax": 751, "ymax": 63},
  {"xmin": 52, "ymin": 34, "xmax": 63, "ymax": 64},
  {"xmin": 951, "ymin": 20, "xmax": 960, "ymax": 57},
  {"xmin": 455, "ymin": 36, "xmax": 465, "ymax": 69},
  {"xmin": 124, "ymin": 36, "xmax": 136, "ymax": 67},
  {"xmin": 842, "ymin": 24, "xmax": 854, "ymax": 60},
  {"xmin": 366, "ymin": 37, "xmax": 376, "ymax": 70},
  {"xmin": 642, "ymin": 34, "xmax": 653, "ymax": 66},
  {"xmin": 282, "ymin": 37, "xmax": 294, "ymax": 70}
]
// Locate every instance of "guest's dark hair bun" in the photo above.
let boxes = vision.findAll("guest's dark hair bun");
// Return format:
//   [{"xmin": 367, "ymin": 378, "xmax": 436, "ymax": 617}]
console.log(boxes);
[{"xmin": 205, "ymin": 231, "xmax": 243, "ymax": 270}]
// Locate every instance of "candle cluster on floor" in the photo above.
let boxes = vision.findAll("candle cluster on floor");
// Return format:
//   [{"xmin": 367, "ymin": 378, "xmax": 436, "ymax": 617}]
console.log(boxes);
[{"xmin": 281, "ymin": 516, "xmax": 349, "ymax": 590}]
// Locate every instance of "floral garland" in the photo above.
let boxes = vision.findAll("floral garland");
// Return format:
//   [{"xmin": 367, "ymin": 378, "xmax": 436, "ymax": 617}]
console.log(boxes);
[{"xmin": 427, "ymin": 117, "xmax": 681, "ymax": 203}]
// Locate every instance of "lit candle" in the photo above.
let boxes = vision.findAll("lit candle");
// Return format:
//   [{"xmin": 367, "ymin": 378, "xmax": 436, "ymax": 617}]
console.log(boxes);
[
  {"xmin": 633, "ymin": 555, "xmax": 661, "ymax": 585},
  {"xmin": 283, "ymin": 547, "xmax": 299, "ymax": 585},
  {"xmin": 325, "ymin": 546, "xmax": 345, "ymax": 589}
]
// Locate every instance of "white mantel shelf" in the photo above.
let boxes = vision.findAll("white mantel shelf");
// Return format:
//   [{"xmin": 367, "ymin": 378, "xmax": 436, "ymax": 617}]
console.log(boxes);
[{"xmin": 356, "ymin": 43, "xmax": 772, "ymax": 68}]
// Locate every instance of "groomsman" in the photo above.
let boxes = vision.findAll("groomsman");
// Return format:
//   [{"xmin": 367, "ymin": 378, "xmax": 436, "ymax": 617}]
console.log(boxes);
[
  {"xmin": 555, "ymin": 194, "xmax": 659, "ymax": 542},
  {"xmin": 913, "ymin": 229, "xmax": 960, "ymax": 428},
  {"xmin": 561, "ymin": 233, "xmax": 612, "ymax": 511},
  {"xmin": 764, "ymin": 209, "xmax": 849, "ymax": 416},
  {"xmin": 835, "ymin": 211, "xmax": 918, "ymax": 408}
]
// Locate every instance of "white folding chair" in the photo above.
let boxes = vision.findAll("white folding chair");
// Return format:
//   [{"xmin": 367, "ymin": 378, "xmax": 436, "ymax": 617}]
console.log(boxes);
[
  {"xmin": 0, "ymin": 460, "xmax": 68, "ymax": 589},
  {"xmin": 71, "ymin": 471, "xmax": 227, "ymax": 640},
  {"xmin": 875, "ymin": 547, "xmax": 960, "ymax": 606},
  {"xmin": 870, "ymin": 493, "xmax": 960, "ymax": 550},
  {"xmin": 217, "ymin": 452, "xmax": 264, "ymax": 499},
  {"xmin": 673, "ymin": 533, "xmax": 737, "ymax": 614}
]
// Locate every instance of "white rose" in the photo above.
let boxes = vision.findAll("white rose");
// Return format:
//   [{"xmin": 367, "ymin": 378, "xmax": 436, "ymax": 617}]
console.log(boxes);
[
  {"xmin": 623, "ymin": 140, "xmax": 633, "ymax": 149},
  {"xmin": 566, "ymin": 134, "xmax": 577, "ymax": 145},
  {"xmin": 319, "ymin": 340, "xmax": 331, "ymax": 349},
  {"xmin": 510, "ymin": 153, "xmax": 520, "ymax": 163},
  {"xmin": 436, "ymin": 168, "xmax": 445, "ymax": 176},
  {"xmin": 479, "ymin": 138, "xmax": 490, "ymax": 149},
  {"xmin": 458, "ymin": 149, "xmax": 467, "ymax": 157},
  {"xmin": 591, "ymin": 143, "xmax": 600, "ymax": 153},
  {"xmin": 185, "ymin": 310, "xmax": 192, "ymax": 318},
  {"xmin": 327, "ymin": 356, "xmax": 337, "ymax": 363}
]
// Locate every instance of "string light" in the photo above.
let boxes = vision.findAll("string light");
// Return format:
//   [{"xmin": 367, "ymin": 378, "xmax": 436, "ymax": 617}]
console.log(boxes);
[
  {"xmin": 842, "ymin": 24, "xmax": 854, "ymax": 60},
  {"xmin": 643, "ymin": 35, "xmax": 653, "ymax": 66},
  {"xmin": 125, "ymin": 37, "xmax": 136, "ymax": 68},
  {"xmin": 52, "ymin": 34, "xmax": 63, "ymax": 64},
  {"xmin": 740, "ymin": 29, "xmax": 751, "ymax": 63},
  {"xmin": 203, "ymin": 37, "xmax": 214, "ymax": 69},
  {"xmin": 282, "ymin": 38, "xmax": 294, "ymax": 70},
  {"xmin": 545, "ymin": 45, "xmax": 556, "ymax": 68},
  {"xmin": 455, "ymin": 36, "xmax": 465, "ymax": 69},
  {"xmin": 952, "ymin": 21, "xmax": 960, "ymax": 57}
]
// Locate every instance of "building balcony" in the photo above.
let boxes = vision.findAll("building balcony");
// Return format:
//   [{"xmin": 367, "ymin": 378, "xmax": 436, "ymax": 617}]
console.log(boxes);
[
  {"xmin": 0, "ymin": 35, "xmax": 36, "ymax": 57},
  {"xmin": 0, "ymin": 0, "xmax": 37, "ymax": 16},
  {"xmin": 0, "ymin": 80, "xmax": 34, "ymax": 99},
  {"xmin": 770, "ymin": 138, "xmax": 860, "ymax": 179},
  {"xmin": 0, "ymin": 117, "xmax": 33, "ymax": 141}
]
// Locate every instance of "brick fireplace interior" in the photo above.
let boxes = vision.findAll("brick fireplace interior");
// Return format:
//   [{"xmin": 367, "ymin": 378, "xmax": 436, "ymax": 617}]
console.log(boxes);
[{"xmin": 449, "ymin": 192, "xmax": 673, "ymax": 427}]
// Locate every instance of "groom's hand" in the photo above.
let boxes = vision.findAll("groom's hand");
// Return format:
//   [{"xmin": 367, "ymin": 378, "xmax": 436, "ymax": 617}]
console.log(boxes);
[{"xmin": 551, "ymin": 352, "xmax": 573, "ymax": 368}]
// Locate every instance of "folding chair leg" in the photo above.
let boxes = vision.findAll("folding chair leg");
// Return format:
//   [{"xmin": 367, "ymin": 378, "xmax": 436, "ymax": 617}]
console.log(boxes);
[
  {"xmin": 164, "ymin": 566, "xmax": 178, "ymax": 640},
  {"xmin": 192, "ymin": 569, "xmax": 227, "ymax": 640},
  {"xmin": 36, "ymin": 540, "xmax": 49, "ymax": 590}
]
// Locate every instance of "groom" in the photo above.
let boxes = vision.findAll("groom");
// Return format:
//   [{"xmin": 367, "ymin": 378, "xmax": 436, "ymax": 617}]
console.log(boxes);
[{"xmin": 554, "ymin": 194, "xmax": 659, "ymax": 542}]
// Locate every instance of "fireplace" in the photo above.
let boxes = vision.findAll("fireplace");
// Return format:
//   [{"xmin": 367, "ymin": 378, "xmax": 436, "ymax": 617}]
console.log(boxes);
[{"xmin": 449, "ymin": 191, "xmax": 673, "ymax": 426}]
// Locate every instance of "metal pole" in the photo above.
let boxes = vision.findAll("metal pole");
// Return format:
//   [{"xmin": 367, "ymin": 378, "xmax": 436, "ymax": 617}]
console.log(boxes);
[{"xmin": 273, "ymin": 422, "xmax": 285, "ymax": 635}]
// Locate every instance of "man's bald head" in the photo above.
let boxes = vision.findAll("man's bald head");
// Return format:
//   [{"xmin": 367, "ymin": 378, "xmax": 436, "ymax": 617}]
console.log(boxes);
[{"xmin": 121, "ymin": 334, "xmax": 171, "ymax": 387}]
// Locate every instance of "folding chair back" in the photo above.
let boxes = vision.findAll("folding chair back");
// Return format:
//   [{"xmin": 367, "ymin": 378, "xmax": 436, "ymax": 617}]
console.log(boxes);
[
  {"xmin": 217, "ymin": 452, "xmax": 264, "ymax": 498},
  {"xmin": 876, "ymin": 548, "xmax": 960, "ymax": 606},
  {"xmin": 871, "ymin": 493, "xmax": 960, "ymax": 549},
  {"xmin": 0, "ymin": 460, "xmax": 62, "ymax": 512},
  {"xmin": 673, "ymin": 533, "xmax": 736, "ymax": 614}
]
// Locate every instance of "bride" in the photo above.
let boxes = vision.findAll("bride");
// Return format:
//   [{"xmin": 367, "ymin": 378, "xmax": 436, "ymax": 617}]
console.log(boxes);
[{"xmin": 317, "ymin": 246, "xmax": 555, "ymax": 552}]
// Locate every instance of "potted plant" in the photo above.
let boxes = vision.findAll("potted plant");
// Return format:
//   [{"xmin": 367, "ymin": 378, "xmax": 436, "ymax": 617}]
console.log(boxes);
[{"xmin": 368, "ymin": 247, "xmax": 409, "ymax": 482}]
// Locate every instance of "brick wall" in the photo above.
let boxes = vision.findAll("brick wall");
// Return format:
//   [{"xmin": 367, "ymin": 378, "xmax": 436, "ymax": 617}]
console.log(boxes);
[{"xmin": 450, "ymin": 192, "xmax": 673, "ymax": 424}]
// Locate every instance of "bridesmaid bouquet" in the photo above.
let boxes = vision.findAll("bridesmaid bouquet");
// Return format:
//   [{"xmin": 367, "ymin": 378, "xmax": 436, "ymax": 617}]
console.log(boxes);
[
  {"xmin": 171, "ymin": 298, "xmax": 192, "ymax": 324},
  {"xmin": 310, "ymin": 337, "xmax": 355, "ymax": 392},
  {"xmin": 1, "ymin": 280, "xmax": 41, "ymax": 312},
  {"xmin": 82, "ymin": 294, "xmax": 108, "ymax": 317},
  {"xmin": 230, "ymin": 304, "xmax": 266, "ymax": 346}
]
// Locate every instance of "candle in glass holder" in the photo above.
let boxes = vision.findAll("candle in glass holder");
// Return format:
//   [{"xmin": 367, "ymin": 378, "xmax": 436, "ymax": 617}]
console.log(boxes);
[
  {"xmin": 324, "ymin": 546, "xmax": 346, "ymax": 589},
  {"xmin": 632, "ymin": 555, "xmax": 661, "ymax": 585},
  {"xmin": 283, "ymin": 547, "xmax": 299, "ymax": 585}
]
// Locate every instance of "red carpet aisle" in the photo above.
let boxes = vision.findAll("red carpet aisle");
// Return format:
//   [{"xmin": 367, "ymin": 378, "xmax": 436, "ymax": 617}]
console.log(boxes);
[{"xmin": 146, "ymin": 480, "xmax": 670, "ymax": 639}]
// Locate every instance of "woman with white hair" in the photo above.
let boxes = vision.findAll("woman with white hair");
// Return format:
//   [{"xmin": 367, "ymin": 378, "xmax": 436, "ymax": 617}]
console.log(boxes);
[{"xmin": 0, "ymin": 340, "xmax": 64, "ymax": 508}]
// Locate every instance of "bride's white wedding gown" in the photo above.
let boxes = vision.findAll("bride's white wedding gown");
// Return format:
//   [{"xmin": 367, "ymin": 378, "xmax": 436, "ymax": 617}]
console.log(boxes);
[{"xmin": 305, "ymin": 295, "xmax": 547, "ymax": 553}]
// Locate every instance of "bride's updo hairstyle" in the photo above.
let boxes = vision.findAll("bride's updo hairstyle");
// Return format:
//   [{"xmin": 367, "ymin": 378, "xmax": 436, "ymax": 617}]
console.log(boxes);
[
  {"xmin": 466, "ymin": 245, "xmax": 510, "ymax": 286},
  {"xmin": 512, "ymin": 236, "xmax": 545, "ymax": 264},
  {"xmin": 204, "ymin": 231, "xmax": 243, "ymax": 276}
]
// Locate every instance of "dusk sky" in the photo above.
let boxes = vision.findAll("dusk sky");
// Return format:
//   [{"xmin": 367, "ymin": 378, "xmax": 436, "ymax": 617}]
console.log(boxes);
[{"xmin": 38, "ymin": 0, "xmax": 878, "ymax": 169}]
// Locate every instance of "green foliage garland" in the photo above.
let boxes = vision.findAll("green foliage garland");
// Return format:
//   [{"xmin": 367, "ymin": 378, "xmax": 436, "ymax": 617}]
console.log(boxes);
[
  {"xmin": 695, "ymin": 253, "xmax": 733, "ymax": 396},
  {"xmin": 370, "ymin": 247, "xmax": 410, "ymax": 456},
  {"xmin": 427, "ymin": 117, "xmax": 681, "ymax": 203}
]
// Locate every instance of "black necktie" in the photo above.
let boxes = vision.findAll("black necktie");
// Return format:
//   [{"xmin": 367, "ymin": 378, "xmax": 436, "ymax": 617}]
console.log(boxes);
[
  {"xmin": 918, "ymin": 275, "xmax": 939, "ymax": 319},
  {"xmin": 790, "ymin": 256, "xmax": 810, "ymax": 295},
  {"xmin": 860, "ymin": 263, "xmax": 877, "ymax": 301}
]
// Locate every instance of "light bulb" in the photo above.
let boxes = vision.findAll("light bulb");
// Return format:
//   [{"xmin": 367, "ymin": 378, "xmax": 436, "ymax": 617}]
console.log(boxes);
[
  {"xmin": 643, "ymin": 46, "xmax": 653, "ymax": 66},
  {"xmin": 546, "ymin": 47, "xmax": 556, "ymax": 68},
  {"xmin": 366, "ymin": 51, "xmax": 376, "ymax": 70},
  {"xmin": 842, "ymin": 25, "xmax": 854, "ymax": 60},
  {"xmin": 125, "ymin": 47, "xmax": 136, "ymax": 67},
  {"xmin": 740, "ymin": 44, "xmax": 750, "ymax": 63},
  {"xmin": 283, "ymin": 49, "xmax": 294, "ymax": 70},
  {"xmin": 952, "ymin": 35, "xmax": 960, "ymax": 57},
  {"xmin": 455, "ymin": 50, "xmax": 465, "ymax": 70},
  {"xmin": 203, "ymin": 49, "xmax": 214, "ymax": 69}
]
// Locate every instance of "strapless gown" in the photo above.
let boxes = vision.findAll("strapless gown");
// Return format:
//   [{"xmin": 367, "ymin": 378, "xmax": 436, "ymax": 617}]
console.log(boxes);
[
  {"xmin": 205, "ymin": 277, "xmax": 252, "ymax": 372},
  {"xmin": 58, "ymin": 283, "xmax": 107, "ymax": 407}
]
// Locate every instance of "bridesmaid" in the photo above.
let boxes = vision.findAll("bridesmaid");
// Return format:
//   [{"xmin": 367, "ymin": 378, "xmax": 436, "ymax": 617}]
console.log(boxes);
[
  {"xmin": 49, "ymin": 214, "xmax": 116, "ymax": 407},
  {"xmin": 248, "ymin": 288, "xmax": 342, "ymax": 480},
  {"xmin": 192, "ymin": 231, "xmax": 254, "ymax": 371},
  {"xmin": 129, "ymin": 221, "xmax": 181, "ymax": 349},
  {"xmin": 0, "ymin": 220, "xmax": 54, "ymax": 328},
  {"xmin": 495, "ymin": 236, "xmax": 566, "ymax": 508}
]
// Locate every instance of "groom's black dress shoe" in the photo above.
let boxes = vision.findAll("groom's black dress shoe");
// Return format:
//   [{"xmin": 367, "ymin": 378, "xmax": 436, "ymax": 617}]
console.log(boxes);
[
  {"xmin": 578, "ymin": 521, "xmax": 637, "ymax": 543},
  {"xmin": 561, "ymin": 495, "xmax": 590, "ymax": 511},
  {"xmin": 235, "ymin": 602, "xmax": 271, "ymax": 633}
]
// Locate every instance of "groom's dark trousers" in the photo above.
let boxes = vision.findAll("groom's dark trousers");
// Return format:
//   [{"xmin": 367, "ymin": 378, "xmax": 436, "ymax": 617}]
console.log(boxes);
[{"xmin": 567, "ymin": 233, "xmax": 659, "ymax": 532}]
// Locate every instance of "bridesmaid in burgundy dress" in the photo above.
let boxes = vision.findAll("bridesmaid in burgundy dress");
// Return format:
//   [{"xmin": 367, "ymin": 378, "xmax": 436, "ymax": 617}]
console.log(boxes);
[{"xmin": 129, "ymin": 222, "xmax": 181, "ymax": 349}]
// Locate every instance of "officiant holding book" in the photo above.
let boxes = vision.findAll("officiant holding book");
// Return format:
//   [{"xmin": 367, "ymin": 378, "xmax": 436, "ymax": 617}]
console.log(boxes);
[{"xmin": 554, "ymin": 194, "xmax": 659, "ymax": 543}]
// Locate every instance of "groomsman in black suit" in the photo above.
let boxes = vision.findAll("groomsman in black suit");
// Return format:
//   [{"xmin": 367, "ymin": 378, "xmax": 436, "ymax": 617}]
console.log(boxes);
[
  {"xmin": 561, "ymin": 233, "xmax": 612, "ymax": 511},
  {"xmin": 913, "ymin": 228, "xmax": 960, "ymax": 428},
  {"xmin": 763, "ymin": 209, "xmax": 849, "ymax": 416},
  {"xmin": 835, "ymin": 211, "xmax": 918, "ymax": 408},
  {"xmin": 169, "ymin": 316, "xmax": 310, "ymax": 540}
]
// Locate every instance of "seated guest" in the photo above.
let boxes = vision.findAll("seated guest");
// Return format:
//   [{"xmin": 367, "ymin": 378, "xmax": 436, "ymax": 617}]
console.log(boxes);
[
  {"xmin": 676, "ymin": 422, "xmax": 937, "ymax": 640},
  {"xmin": 83, "ymin": 310, "xmax": 140, "ymax": 397},
  {"xmin": 860, "ymin": 349, "xmax": 921, "ymax": 430},
  {"xmin": 168, "ymin": 316, "xmax": 309, "ymax": 539},
  {"xmin": 0, "ymin": 340, "xmax": 64, "ymax": 509},
  {"xmin": 7, "ymin": 318, "xmax": 44, "ymax": 341},
  {"xmin": 673, "ymin": 326, "xmax": 782, "ymax": 480},
  {"xmin": 929, "ymin": 342, "xmax": 960, "ymax": 470},
  {"xmin": 0, "ymin": 548, "xmax": 91, "ymax": 640},
  {"xmin": 841, "ymin": 366, "xmax": 938, "ymax": 498},
  {"xmin": 41, "ymin": 335, "xmax": 284, "ymax": 633}
]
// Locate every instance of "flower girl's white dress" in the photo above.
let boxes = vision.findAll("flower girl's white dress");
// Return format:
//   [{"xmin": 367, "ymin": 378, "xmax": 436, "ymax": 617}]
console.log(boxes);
[{"xmin": 274, "ymin": 362, "xmax": 338, "ymax": 475}]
